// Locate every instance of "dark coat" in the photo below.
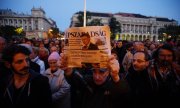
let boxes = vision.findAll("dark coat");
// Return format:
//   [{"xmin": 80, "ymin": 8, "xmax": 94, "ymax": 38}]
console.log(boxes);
[
  {"xmin": 126, "ymin": 66, "xmax": 154, "ymax": 107},
  {"xmin": 0, "ymin": 70, "xmax": 52, "ymax": 108},
  {"xmin": 148, "ymin": 61, "xmax": 180, "ymax": 107},
  {"xmin": 0, "ymin": 61, "xmax": 11, "ymax": 80},
  {"xmin": 30, "ymin": 61, "xmax": 40, "ymax": 73},
  {"xmin": 126, "ymin": 66, "xmax": 153, "ymax": 97},
  {"xmin": 65, "ymin": 70, "xmax": 130, "ymax": 108}
]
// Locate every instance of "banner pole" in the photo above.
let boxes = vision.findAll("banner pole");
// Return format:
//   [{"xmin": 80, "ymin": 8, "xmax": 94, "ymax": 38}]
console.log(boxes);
[{"xmin": 83, "ymin": 0, "xmax": 86, "ymax": 27}]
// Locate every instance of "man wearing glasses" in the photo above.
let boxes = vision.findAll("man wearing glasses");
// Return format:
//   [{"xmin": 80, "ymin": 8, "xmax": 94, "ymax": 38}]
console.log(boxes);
[{"xmin": 125, "ymin": 51, "xmax": 153, "ymax": 107}]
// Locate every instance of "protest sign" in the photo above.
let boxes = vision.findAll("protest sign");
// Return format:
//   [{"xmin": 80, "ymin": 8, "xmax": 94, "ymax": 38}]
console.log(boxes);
[{"xmin": 64, "ymin": 26, "xmax": 111, "ymax": 68}]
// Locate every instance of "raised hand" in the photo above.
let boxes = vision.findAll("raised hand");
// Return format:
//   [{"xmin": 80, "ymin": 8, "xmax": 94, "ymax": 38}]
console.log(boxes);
[{"xmin": 108, "ymin": 55, "xmax": 120, "ymax": 82}]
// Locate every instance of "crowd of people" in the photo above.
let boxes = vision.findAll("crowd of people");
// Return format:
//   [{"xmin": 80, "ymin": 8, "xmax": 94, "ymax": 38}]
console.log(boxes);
[{"xmin": 0, "ymin": 35, "xmax": 180, "ymax": 108}]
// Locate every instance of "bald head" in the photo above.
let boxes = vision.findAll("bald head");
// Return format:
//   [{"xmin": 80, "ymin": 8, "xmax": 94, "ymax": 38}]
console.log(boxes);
[{"xmin": 133, "ymin": 42, "xmax": 144, "ymax": 52}]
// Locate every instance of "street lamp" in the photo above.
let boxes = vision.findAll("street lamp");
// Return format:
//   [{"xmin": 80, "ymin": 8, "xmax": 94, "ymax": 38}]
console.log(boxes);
[
  {"xmin": 83, "ymin": 0, "xmax": 86, "ymax": 27},
  {"xmin": 49, "ymin": 29, "xmax": 53, "ymax": 32},
  {"xmin": 48, "ymin": 29, "xmax": 53, "ymax": 38}
]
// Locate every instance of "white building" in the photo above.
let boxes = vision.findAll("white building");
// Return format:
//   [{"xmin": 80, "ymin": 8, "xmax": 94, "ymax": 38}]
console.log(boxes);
[
  {"xmin": 71, "ymin": 11, "xmax": 178, "ymax": 41},
  {"xmin": 0, "ymin": 7, "xmax": 56, "ymax": 38}
]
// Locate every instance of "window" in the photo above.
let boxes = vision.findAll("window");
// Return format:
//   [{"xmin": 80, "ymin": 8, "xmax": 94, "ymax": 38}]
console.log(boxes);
[
  {"xmin": 14, "ymin": 19, "xmax": 17, "ymax": 24},
  {"xmin": 18, "ymin": 19, "xmax": 22, "ymax": 24},
  {"xmin": 23, "ymin": 20, "xmax": 26, "ymax": 24},
  {"xmin": 4, "ymin": 19, "xmax": 8, "ymax": 24},
  {"xmin": 9, "ymin": 19, "xmax": 13, "ymax": 24},
  {"xmin": 35, "ymin": 25, "xmax": 38, "ymax": 30},
  {"xmin": 29, "ymin": 26, "xmax": 32, "ymax": 31},
  {"xmin": 28, "ymin": 20, "xmax": 31, "ymax": 24},
  {"xmin": 25, "ymin": 26, "xmax": 27, "ymax": 30},
  {"xmin": 35, "ymin": 20, "xmax": 38, "ymax": 24}
]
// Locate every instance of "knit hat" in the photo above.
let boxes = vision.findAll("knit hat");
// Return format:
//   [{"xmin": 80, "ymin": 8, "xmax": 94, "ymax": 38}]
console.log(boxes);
[{"xmin": 48, "ymin": 52, "xmax": 60, "ymax": 61}]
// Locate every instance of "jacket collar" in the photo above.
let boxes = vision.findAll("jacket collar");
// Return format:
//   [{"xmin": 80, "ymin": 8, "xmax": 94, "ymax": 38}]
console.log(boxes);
[{"xmin": 44, "ymin": 68, "xmax": 63, "ymax": 77}]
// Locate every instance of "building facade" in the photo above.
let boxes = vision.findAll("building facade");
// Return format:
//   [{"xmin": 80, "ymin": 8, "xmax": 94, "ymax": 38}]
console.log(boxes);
[
  {"xmin": 0, "ymin": 7, "xmax": 56, "ymax": 38},
  {"xmin": 71, "ymin": 11, "xmax": 178, "ymax": 41}
]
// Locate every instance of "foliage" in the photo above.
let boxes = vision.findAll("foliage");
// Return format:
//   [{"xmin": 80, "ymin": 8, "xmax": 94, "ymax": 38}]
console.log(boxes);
[
  {"xmin": 87, "ymin": 18, "xmax": 104, "ymax": 26},
  {"xmin": 48, "ymin": 27, "xmax": 60, "ymax": 38},
  {"xmin": 109, "ymin": 17, "xmax": 121, "ymax": 40},
  {"xmin": 73, "ymin": 11, "xmax": 92, "ymax": 27},
  {"xmin": 72, "ymin": 12, "xmax": 122, "ymax": 40},
  {"xmin": 0, "ymin": 25, "xmax": 25, "ymax": 41},
  {"xmin": 158, "ymin": 25, "xmax": 180, "ymax": 41}
]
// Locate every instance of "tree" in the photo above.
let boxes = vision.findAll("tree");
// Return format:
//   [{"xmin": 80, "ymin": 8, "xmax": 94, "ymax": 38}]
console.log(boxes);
[
  {"xmin": 109, "ymin": 17, "xmax": 121, "ymax": 40},
  {"xmin": 158, "ymin": 25, "xmax": 180, "ymax": 42},
  {"xmin": 72, "ymin": 11, "xmax": 92, "ymax": 27},
  {"xmin": 0, "ymin": 25, "xmax": 24, "ymax": 41},
  {"xmin": 87, "ymin": 18, "xmax": 104, "ymax": 26},
  {"xmin": 48, "ymin": 27, "xmax": 60, "ymax": 38}
]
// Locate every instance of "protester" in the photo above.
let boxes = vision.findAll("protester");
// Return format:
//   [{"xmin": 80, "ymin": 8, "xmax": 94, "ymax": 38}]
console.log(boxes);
[
  {"xmin": 122, "ymin": 42, "xmax": 133, "ymax": 73},
  {"xmin": 114, "ymin": 40, "xmax": 127, "ymax": 74},
  {"xmin": 31, "ymin": 46, "xmax": 45, "ymax": 74},
  {"xmin": 0, "ymin": 37, "xmax": 6, "ymax": 60},
  {"xmin": 0, "ymin": 37, "xmax": 9, "ymax": 79},
  {"xmin": 19, "ymin": 44, "xmax": 41, "ymax": 73},
  {"xmin": 114, "ymin": 40, "xmax": 123, "ymax": 62},
  {"xmin": 126, "ymin": 51, "xmax": 154, "ymax": 107},
  {"xmin": 149, "ymin": 44, "xmax": 180, "ymax": 106},
  {"xmin": 0, "ymin": 44, "xmax": 52, "ymax": 107},
  {"xmin": 50, "ymin": 46, "xmax": 59, "ymax": 54},
  {"xmin": 133, "ymin": 41, "xmax": 145, "ymax": 53},
  {"xmin": 39, "ymin": 47, "xmax": 50, "ymax": 70},
  {"xmin": 60, "ymin": 53, "xmax": 130, "ymax": 108},
  {"xmin": 43, "ymin": 52, "xmax": 70, "ymax": 108}
]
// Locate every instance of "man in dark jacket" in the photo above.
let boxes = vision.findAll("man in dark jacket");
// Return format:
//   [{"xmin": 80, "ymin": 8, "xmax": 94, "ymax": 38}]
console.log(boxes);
[
  {"xmin": 60, "ymin": 54, "xmax": 130, "ymax": 108},
  {"xmin": 149, "ymin": 44, "xmax": 180, "ymax": 107},
  {"xmin": 0, "ymin": 44, "xmax": 52, "ymax": 108},
  {"xmin": 19, "ymin": 44, "xmax": 40, "ymax": 73},
  {"xmin": 125, "ymin": 51, "xmax": 154, "ymax": 107}
]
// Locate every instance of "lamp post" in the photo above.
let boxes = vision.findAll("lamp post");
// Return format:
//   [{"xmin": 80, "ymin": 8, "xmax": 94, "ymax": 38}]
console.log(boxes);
[
  {"xmin": 48, "ymin": 28, "xmax": 53, "ymax": 38},
  {"xmin": 83, "ymin": 0, "xmax": 86, "ymax": 27}
]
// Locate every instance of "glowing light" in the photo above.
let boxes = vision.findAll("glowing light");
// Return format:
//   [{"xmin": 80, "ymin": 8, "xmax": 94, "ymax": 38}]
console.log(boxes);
[{"xmin": 15, "ymin": 27, "xmax": 23, "ymax": 34}]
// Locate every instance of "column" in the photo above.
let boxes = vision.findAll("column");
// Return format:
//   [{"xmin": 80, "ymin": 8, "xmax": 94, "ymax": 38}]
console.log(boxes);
[
  {"xmin": 155, "ymin": 35, "xmax": 158, "ymax": 42},
  {"xmin": 121, "ymin": 24, "xmax": 124, "ymax": 33},
  {"xmin": 119, "ymin": 34, "xmax": 122, "ymax": 40},
  {"xmin": 31, "ymin": 18, "xmax": 33, "ymax": 30},
  {"xmin": 137, "ymin": 25, "xmax": 139, "ymax": 34}
]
